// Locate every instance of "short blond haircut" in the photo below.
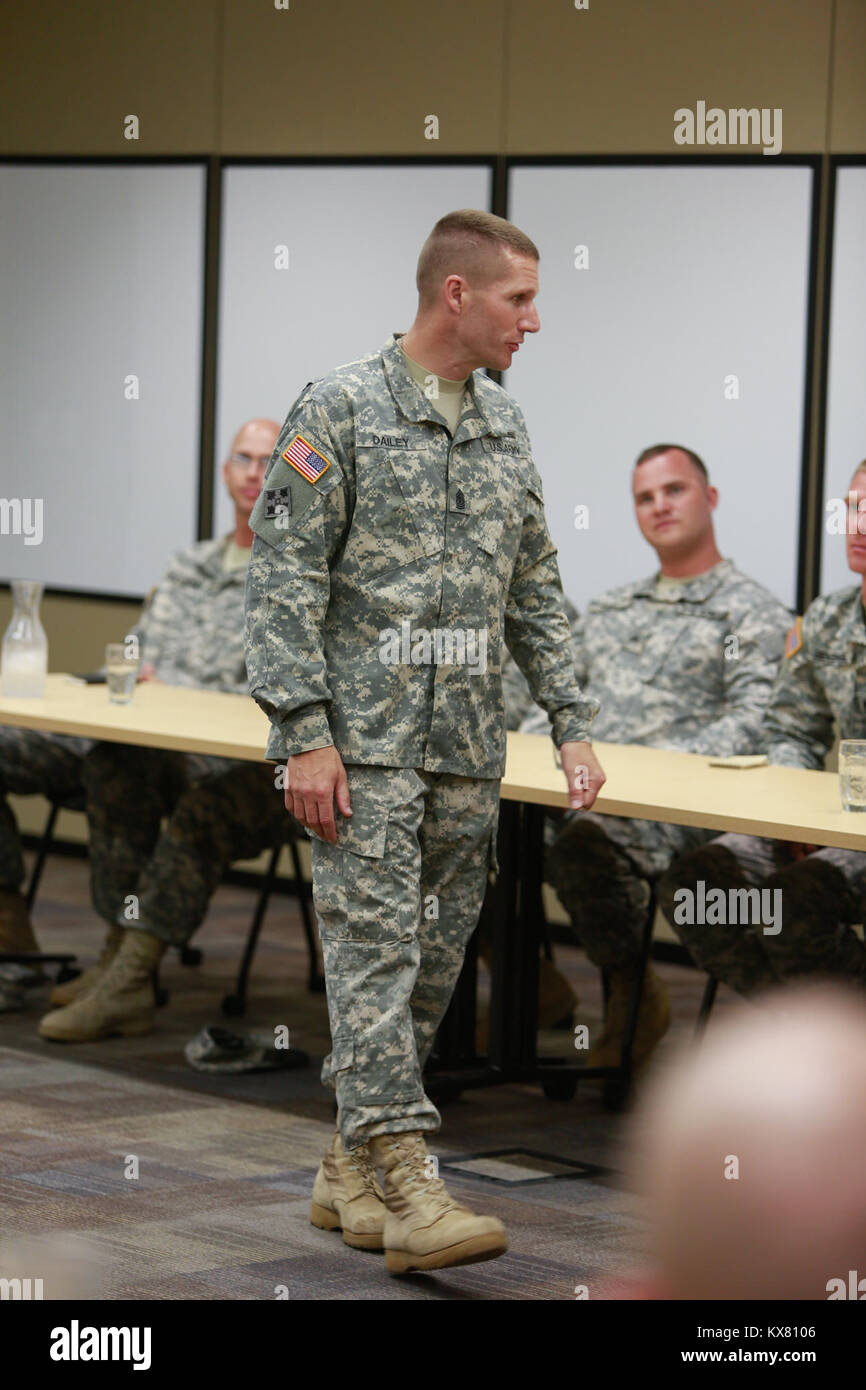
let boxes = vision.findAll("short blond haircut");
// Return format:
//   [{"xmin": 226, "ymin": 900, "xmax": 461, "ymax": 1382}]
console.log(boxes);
[{"xmin": 416, "ymin": 210, "xmax": 539, "ymax": 308}]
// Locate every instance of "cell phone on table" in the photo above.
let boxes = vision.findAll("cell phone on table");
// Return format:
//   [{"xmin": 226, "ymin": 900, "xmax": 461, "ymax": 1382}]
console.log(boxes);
[{"xmin": 73, "ymin": 672, "xmax": 107, "ymax": 684}]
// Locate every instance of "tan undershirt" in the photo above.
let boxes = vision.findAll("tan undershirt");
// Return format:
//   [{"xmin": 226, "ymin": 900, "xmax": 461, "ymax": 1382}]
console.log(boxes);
[
  {"xmin": 655, "ymin": 560, "xmax": 724, "ymax": 597},
  {"xmin": 654, "ymin": 572, "xmax": 692, "ymax": 597},
  {"xmin": 222, "ymin": 539, "xmax": 252, "ymax": 573},
  {"xmin": 400, "ymin": 343, "xmax": 468, "ymax": 436}
]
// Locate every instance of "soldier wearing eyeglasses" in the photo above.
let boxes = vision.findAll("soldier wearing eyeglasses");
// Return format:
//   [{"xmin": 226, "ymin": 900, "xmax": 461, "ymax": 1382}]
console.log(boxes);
[{"xmin": 39, "ymin": 418, "xmax": 304, "ymax": 1044}]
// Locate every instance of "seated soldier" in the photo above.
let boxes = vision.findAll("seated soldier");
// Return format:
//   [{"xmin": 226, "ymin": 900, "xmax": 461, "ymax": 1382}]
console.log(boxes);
[
  {"xmin": 39, "ymin": 417, "xmax": 293, "ymax": 1042},
  {"xmin": 509, "ymin": 443, "xmax": 790, "ymax": 1069},
  {"xmin": 658, "ymin": 458, "xmax": 866, "ymax": 994}
]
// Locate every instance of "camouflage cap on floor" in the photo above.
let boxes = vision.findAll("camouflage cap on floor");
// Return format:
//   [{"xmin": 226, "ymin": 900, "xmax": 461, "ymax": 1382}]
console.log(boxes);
[{"xmin": 184, "ymin": 1025, "xmax": 309, "ymax": 1073}]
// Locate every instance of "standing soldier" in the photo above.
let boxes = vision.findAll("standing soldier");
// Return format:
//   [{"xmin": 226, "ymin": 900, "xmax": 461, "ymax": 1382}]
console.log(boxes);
[
  {"xmin": 245, "ymin": 210, "xmax": 603, "ymax": 1274},
  {"xmin": 659, "ymin": 459, "xmax": 866, "ymax": 994}
]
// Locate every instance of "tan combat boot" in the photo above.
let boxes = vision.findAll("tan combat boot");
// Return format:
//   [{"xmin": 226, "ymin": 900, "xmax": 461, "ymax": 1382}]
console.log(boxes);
[
  {"xmin": 0, "ymin": 887, "xmax": 45, "ymax": 980},
  {"xmin": 310, "ymin": 1130, "xmax": 386, "ymax": 1250},
  {"xmin": 369, "ymin": 1131, "xmax": 508, "ymax": 1273},
  {"xmin": 586, "ymin": 964, "xmax": 671, "ymax": 1070},
  {"xmin": 38, "ymin": 929, "xmax": 165, "ymax": 1041},
  {"xmin": 49, "ymin": 924, "xmax": 124, "ymax": 1006}
]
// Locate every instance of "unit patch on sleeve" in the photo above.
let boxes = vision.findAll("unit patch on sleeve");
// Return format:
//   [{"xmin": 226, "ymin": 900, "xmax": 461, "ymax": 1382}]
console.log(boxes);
[
  {"xmin": 264, "ymin": 486, "xmax": 291, "ymax": 519},
  {"xmin": 282, "ymin": 434, "xmax": 332, "ymax": 484}
]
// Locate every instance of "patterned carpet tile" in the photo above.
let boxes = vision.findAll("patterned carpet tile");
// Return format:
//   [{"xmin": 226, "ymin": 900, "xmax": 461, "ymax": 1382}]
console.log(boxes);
[{"xmin": 0, "ymin": 857, "xmax": 703, "ymax": 1298}]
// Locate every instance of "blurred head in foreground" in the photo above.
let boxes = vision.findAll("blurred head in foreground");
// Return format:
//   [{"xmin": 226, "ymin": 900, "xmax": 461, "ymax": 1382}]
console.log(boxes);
[{"xmin": 632, "ymin": 984, "xmax": 866, "ymax": 1300}]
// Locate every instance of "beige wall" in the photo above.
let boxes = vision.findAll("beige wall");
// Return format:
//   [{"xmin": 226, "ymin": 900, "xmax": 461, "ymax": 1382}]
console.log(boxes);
[{"xmin": 1, "ymin": 0, "xmax": 861, "ymax": 157}]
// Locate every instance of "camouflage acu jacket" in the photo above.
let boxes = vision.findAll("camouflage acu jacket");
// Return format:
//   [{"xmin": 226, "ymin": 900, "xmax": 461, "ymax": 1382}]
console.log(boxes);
[
  {"xmin": 518, "ymin": 559, "xmax": 789, "ymax": 756},
  {"xmin": 763, "ymin": 585, "xmax": 866, "ymax": 769},
  {"xmin": 244, "ymin": 333, "xmax": 597, "ymax": 776},
  {"xmin": 132, "ymin": 535, "xmax": 249, "ymax": 694}
]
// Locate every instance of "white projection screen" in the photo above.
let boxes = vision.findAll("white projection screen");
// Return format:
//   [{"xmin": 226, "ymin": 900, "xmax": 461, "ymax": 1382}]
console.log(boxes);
[
  {"xmin": 213, "ymin": 162, "xmax": 492, "ymax": 536},
  {"xmin": 0, "ymin": 163, "xmax": 206, "ymax": 597},
  {"xmin": 820, "ymin": 165, "xmax": 866, "ymax": 595},
  {"xmin": 506, "ymin": 163, "xmax": 815, "ymax": 614}
]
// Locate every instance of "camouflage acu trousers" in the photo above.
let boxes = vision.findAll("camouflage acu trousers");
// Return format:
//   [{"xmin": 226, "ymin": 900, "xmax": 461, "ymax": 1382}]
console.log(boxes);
[
  {"xmin": 547, "ymin": 810, "xmax": 713, "ymax": 969},
  {"xmin": 311, "ymin": 765, "xmax": 500, "ymax": 1151},
  {"xmin": 0, "ymin": 727, "xmax": 92, "ymax": 889},
  {"xmin": 658, "ymin": 832, "xmax": 866, "ymax": 995},
  {"xmin": 84, "ymin": 743, "xmax": 291, "ymax": 947}
]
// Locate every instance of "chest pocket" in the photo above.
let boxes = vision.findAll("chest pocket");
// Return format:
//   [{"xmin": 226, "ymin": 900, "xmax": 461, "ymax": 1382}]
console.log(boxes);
[
  {"xmin": 812, "ymin": 645, "xmax": 864, "ymax": 716},
  {"xmin": 450, "ymin": 443, "xmax": 527, "ymax": 563},
  {"xmin": 347, "ymin": 446, "xmax": 443, "ymax": 579},
  {"xmin": 621, "ymin": 614, "xmax": 724, "ymax": 686}
]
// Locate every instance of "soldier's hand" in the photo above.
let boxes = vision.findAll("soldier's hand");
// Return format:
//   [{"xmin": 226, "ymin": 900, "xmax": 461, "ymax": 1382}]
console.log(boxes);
[
  {"xmin": 285, "ymin": 745, "xmax": 352, "ymax": 844},
  {"xmin": 559, "ymin": 741, "xmax": 606, "ymax": 810},
  {"xmin": 138, "ymin": 662, "xmax": 156, "ymax": 682}
]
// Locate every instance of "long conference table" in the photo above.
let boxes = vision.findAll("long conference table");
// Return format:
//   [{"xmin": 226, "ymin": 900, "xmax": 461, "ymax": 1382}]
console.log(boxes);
[{"xmin": 2, "ymin": 676, "xmax": 864, "ymax": 1102}]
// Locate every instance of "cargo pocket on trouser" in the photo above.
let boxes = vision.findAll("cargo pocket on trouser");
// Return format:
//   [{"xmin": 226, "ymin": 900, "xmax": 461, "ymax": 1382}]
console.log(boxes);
[
  {"xmin": 313, "ymin": 797, "xmax": 424, "ymax": 1106},
  {"xmin": 330, "ymin": 1033, "xmax": 354, "ymax": 1074}
]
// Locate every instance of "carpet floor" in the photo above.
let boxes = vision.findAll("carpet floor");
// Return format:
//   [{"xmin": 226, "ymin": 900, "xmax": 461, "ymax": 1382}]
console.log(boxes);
[{"xmin": 0, "ymin": 853, "xmax": 737, "ymax": 1300}]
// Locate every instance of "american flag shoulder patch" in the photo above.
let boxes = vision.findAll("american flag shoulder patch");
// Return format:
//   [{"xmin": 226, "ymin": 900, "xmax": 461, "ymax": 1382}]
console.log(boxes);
[
  {"xmin": 784, "ymin": 616, "xmax": 803, "ymax": 659},
  {"xmin": 282, "ymin": 434, "xmax": 331, "ymax": 485}
]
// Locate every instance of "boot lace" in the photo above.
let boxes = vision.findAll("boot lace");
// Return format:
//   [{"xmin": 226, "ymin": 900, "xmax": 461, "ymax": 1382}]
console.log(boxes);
[
  {"xmin": 389, "ymin": 1136, "xmax": 461, "ymax": 1218},
  {"xmin": 347, "ymin": 1144, "xmax": 382, "ymax": 1196}
]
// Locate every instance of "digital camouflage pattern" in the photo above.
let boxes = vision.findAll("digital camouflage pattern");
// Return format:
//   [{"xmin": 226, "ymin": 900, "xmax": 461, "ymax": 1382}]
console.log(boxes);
[
  {"xmin": 245, "ymin": 333, "xmax": 597, "ymax": 776},
  {"xmin": 85, "ymin": 744, "xmax": 291, "ymax": 947},
  {"xmin": 0, "ymin": 536, "xmax": 250, "ymax": 906},
  {"xmin": 0, "ymin": 727, "xmax": 91, "ymax": 890},
  {"xmin": 312, "ymin": 764, "xmax": 500, "ymax": 1150},
  {"xmin": 519, "ymin": 558, "xmax": 790, "ymax": 753},
  {"xmin": 661, "ymin": 585, "xmax": 866, "ymax": 991},
  {"xmin": 86, "ymin": 534, "xmax": 294, "ymax": 946},
  {"xmin": 501, "ymin": 597, "xmax": 579, "ymax": 730},
  {"xmin": 509, "ymin": 560, "xmax": 790, "ymax": 966},
  {"xmin": 245, "ymin": 334, "xmax": 591, "ymax": 1150},
  {"xmin": 762, "ymin": 586, "xmax": 866, "ymax": 768},
  {"xmin": 132, "ymin": 535, "xmax": 250, "ymax": 693},
  {"xmin": 659, "ymin": 831, "xmax": 866, "ymax": 993}
]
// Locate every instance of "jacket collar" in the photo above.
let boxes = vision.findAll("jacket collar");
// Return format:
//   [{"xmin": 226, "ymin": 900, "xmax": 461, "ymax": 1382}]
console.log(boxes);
[
  {"xmin": 381, "ymin": 333, "xmax": 514, "ymax": 441},
  {"xmin": 631, "ymin": 558, "xmax": 734, "ymax": 603}
]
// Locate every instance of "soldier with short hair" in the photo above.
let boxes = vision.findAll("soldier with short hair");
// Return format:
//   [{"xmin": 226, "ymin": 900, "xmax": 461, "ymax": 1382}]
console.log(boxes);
[
  {"xmin": 513, "ymin": 445, "xmax": 790, "ymax": 1070},
  {"xmin": 658, "ymin": 458, "xmax": 866, "ymax": 994},
  {"xmin": 245, "ymin": 209, "xmax": 604, "ymax": 1273},
  {"xmin": 39, "ymin": 417, "xmax": 290, "ymax": 1042}
]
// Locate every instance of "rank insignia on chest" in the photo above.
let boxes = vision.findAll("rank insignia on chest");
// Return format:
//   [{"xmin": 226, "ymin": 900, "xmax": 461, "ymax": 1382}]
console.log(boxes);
[
  {"xmin": 282, "ymin": 434, "xmax": 331, "ymax": 484},
  {"xmin": 785, "ymin": 616, "xmax": 803, "ymax": 658},
  {"xmin": 264, "ymin": 486, "xmax": 291, "ymax": 519}
]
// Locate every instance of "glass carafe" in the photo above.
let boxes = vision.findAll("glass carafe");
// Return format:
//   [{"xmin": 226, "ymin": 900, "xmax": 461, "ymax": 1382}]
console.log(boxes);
[{"xmin": 1, "ymin": 580, "xmax": 48, "ymax": 697}]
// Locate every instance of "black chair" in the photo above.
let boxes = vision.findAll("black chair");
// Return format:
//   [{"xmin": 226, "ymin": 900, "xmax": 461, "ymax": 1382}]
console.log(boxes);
[
  {"xmin": 22, "ymin": 793, "xmax": 200, "ymax": 974},
  {"xmin": 18, "ymin": 795, "xmax": 323, "ymax": 1008},
  {"xmin": 221, "ymin": 834, "xmax": 324, "ymax": 1017}
]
